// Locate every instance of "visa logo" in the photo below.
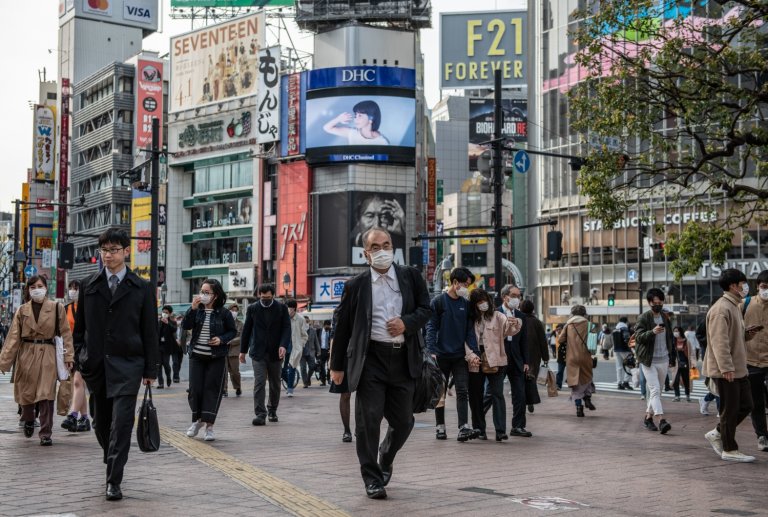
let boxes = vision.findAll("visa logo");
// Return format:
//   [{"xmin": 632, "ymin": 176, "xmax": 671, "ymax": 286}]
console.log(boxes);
[{"xmin": 125, "ymin": 5, "xmax": 151, "ymax": 19}]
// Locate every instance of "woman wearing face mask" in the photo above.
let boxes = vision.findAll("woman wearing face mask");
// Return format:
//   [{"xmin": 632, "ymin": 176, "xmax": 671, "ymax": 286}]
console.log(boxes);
[
  {"xmin": 0, "ymin": 275, "xmax": 74, "ymax": 446},
  {"xmin": 556, "ymin": 305, "xmax": 597, "ymax": 417},
  {"xmin": 182, "ymin": 279, "xmax": 237, "ymax": 442},
  {"xmin": 466, "ymin": 289, "xmax": 521, "ymax": 440},
  {"xmin": 672, "ymin": 326, "xmax": 694, "ymax": 402}
]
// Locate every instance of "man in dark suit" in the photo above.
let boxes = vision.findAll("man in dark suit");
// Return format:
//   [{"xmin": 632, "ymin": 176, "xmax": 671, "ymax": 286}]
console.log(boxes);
[
  {"xmin": 239, "ymin": 284, "xmax": 291, "ymax": 425},
  {"xmin": 300, "ymin": 315, "xmax": 320, "ymax": 388},
  {"xmin": 491, "ymin": 284, "xmax": 531, "ymax": 437},
  {"xmin": 73, "ymin": 228, "xmax": 159, "ymax": 501},
  {"xmin": 331, "ymin": 227, "xmax": 432, "ymax": 500},
  {"xmin": 157, "ymin": 305, "xmax": 177, "ymax": 388}
]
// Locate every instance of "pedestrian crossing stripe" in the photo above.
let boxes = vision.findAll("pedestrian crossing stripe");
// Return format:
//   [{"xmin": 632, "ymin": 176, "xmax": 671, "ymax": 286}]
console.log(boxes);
[{"xmin": 593, "ymin": 380, "xmax": 709, "ymax": 398}]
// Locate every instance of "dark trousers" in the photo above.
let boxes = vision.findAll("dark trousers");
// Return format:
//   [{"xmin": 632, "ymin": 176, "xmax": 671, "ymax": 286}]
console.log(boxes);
[
  {"xmin": 715, "ymin": 377, "xmax": 754, "ymax": 452},
  {"xmin": 747, "ymin": 366, "xmax": 768, "ymax": 438},
  {"xmin": 91, "ymin": 390, "xmax": 138, "ymax": 484},
  {"xmin": 469, "ymin": 368, "xmax": 506, "ymax": 433},
  {"xmin": 355, "ymin": 343, "xmax": 416, "ymax": 487},
  {"xmin": 504, "ymin": 365, "xmax": 527, "ymax": 429},
  {"xmin": 188, "ymin": 354, "xmax": 227, "ymax": 424},
  {"xmin": 252, "ymin": 358, "xmax": 282, "ymax": 417},
  {"xmin": 171, "ymin": 347, "xmax": 184, "ymax": 381},
  {"xmin": 673, "ymin": 366, "xmax": 690, "ymax": 397},
  {"xmin": 435, "ymin": 356, "xmax": 469, "ymax": 428},
  {"xmin": 300, "ymin": 354, "xmax": 316, "ymax": 386},
  {"xmin": 157, "ymin": 350, "xmax": 172, "ymax": 387},
  {"xmin": 317, "ymin": 349, "xmax": 329, "ymax": 383},
  {"xmin": 556, "ymin": 362, "xmax": 566, "ymax": 389},
  {"xmin": 224, "ymin": 355, "xmax": 242, "ymax": 392},
  {"xmin": 21, "ymin": 400, "xmax": 53, "ymax": 439}
]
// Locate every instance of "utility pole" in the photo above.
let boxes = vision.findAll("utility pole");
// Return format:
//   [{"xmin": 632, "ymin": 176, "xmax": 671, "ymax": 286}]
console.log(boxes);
[
  {"xmin": 492, "ymin": 69, "xmax": 504, "ymax": 303},
  {"xmin": 150, "ymin": 117, "xmax": 160, "ymax": 290},
  {"xmin": 638, "ymin": 213, "xmax": 645, "ymax": 315}
]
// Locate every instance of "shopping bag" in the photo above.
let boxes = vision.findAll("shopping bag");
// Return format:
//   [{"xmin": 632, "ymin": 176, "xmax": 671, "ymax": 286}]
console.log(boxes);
[
  {"xmin": 537, "ymin": 364, "xmax": 549, "ymax": 385},
  {"xmin": 631, "ymin": 367, "xmax": 640, "ymax": 388},
  {"xmin": 136, "ymin": 385, "xmax": 160, "ymax": 452},
  {"xmin": 54, "ymin": 336, "xmax": 69, "ymax": 381},
  {"xmin": 546, "ymin": 370, "xmax": 558, "ymax": 397},
  {"xmin": 690, "ymin": 366, "xmax": 700, "ymax": 380}
]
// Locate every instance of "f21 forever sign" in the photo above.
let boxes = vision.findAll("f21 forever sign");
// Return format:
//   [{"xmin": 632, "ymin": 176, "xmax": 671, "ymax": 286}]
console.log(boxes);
[{"xmin": 441, "ymin": 11, "xmax": 527, "ymax": 89}]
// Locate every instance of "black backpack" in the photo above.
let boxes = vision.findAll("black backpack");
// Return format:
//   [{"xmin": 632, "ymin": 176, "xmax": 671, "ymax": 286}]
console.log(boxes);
[{"xmin": 612, "ymin": 328, "xmax": 626, "ymax": 351}]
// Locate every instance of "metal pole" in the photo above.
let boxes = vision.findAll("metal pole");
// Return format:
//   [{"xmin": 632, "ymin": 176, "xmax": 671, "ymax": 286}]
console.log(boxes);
[
  {"xmin": 293, "ymin": 242, "xmax": 297, "ymax": 298},
  {"xmin": 492, "ymin": 69, "xmax": 504, "ymax": 303},
  {"xmin": 12, "ymin": 200, "xmax": 20, "ymax": 288},
  {"xmin": 638, "ymin": 212, "xmax": 644, "ymax": 315},
  {"xmin": 150, "ymin": 117, "xmax": 160, "ymax": 290}
]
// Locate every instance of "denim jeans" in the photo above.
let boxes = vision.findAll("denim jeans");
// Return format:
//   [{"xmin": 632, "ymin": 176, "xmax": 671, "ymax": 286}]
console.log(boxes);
[{"xmin": 556, "ymin": 362, "xmax": 566, "ymax": 389}]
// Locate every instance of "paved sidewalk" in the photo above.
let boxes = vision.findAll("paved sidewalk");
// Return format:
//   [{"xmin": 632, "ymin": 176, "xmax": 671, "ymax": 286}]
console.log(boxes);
[{"xmin": 1, "ymin": 378, "xmax": 766, "ymax": 516}]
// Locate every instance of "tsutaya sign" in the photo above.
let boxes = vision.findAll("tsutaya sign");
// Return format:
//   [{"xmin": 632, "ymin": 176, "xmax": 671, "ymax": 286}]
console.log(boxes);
[
  {"xmin": 583, "ymin": 211, "xmax": 718, "ymax": 232},
  {"xmin": 700, "ymin": 260, "xmax": 768, "ymax": 279}
]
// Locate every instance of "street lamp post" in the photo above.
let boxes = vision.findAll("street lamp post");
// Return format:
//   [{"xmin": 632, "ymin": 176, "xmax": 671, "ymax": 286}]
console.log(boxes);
[
  {"xmin": 292, "ymin": 242, "xmax": 297, "ymax": 299},
  {"xmin": 150, "ymin": 117, "xmax": 160, "ymax": 291}
]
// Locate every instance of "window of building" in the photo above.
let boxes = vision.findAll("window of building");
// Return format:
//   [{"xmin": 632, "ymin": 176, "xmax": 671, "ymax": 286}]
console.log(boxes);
[{"xmin": 190, "ymin": 196, "xmax": 253, "ymax": 231}]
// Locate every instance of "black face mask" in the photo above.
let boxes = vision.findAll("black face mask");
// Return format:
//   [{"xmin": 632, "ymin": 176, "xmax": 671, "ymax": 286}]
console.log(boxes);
[{"xmin": 651, "ymin": 304, "xmax": 663, "ymax": 314}]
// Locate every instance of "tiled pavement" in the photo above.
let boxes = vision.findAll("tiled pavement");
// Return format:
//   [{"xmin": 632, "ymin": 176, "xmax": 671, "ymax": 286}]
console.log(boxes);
[{"xmin": 1, "ymin": 377, "xmax": 766, "ymax": 517}]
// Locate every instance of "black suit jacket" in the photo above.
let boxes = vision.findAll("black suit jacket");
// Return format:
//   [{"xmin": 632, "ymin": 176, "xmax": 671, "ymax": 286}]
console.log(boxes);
[
  {"xmin": 240, "ymin": 300, "xmax": 291, "ymax": 362},
  {"xmin": 498, "ymin": 306, "xmax": 529, "ymax": 372},
  {"xmin": 331, "ymin": 264, "xmax": 432, "ymax": 392},
  {"xmin": 73, "ymin": 268, "xmax": 159, "ymax": 398}
]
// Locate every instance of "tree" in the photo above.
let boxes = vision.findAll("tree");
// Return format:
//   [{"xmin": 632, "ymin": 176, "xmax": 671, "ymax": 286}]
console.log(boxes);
[{"xmin": 569, "ymin": 0, "xmax": 768, "ymax": 280}]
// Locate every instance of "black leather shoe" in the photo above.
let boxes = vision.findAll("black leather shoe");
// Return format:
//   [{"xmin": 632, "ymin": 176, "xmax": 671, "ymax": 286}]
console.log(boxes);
[
  {"xmin": 379, "ymin": 459, "xmax": 393, "ymax": 486},
  {"xmin": 576, "ymin": 406, "xmax": 585, "ymax": 417},
  {"xmin": 584, "ymin": 397, "xmax": 596, "ymax": 411},
  {"xmin": 61, "ymin": 414, "xmax": 77, "ymax": 431},
  {"xmin": 527, "ymin": 404, "xmax": 534, "ymax": 413},
  {"xmin": 252, "ymin": 416, "xmax": 266, "ymax": 426},
  {"xmin": 40, "ymin": 437, "xmax": 52, "ymax": 446},
  {"xmin": 659, "ymin": 419, "xmax": 672, "ymax": 435},
  {"xmin": 477, "ymin": 431, "xmax": 488, "ymax": 440},
  {"xmin": 435, "ymin": 428, "xmax": 447, "ymax": 440},
  {"xmin": 342, "ymin": 432, "xmax": 352, "ymax": 443},
  {"xmin": 495, "ymin": 431, "xmax": 508, "ymax": 441},
  {"xmin": 510, "ymin": 427, "xmax": 533, "ymax": 437},
  {"xmin": 23, "ymin": 421, "xmax": 34, "ymax": 438},
  {"xmin": 236, "ymin": 389, "xmax": 242, "ymax": 397},
  {"xmin": 106, "ymin": 483, "xmax": 123, "ymax": 501},
  {"xmin": 644, "ymin": 417, "xmax": 658, "ymax": 432},
  {"xmin": 617, "ymin": 383, "xmax": 626, "ymax": 390},
  {"xmin": 365, "ymin": 483, "xmax": 387, "ymax": 499},
  {"xmin": 268, "ymin": 411, "xmax": 278, "ymax": 423}
]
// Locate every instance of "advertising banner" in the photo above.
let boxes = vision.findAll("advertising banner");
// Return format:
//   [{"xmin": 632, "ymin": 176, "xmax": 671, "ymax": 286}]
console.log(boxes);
[
  {"xmin": 314, "ymin": 276, "xmax": 350, "ymax": 304},
  {"xmin": 305, "ymin": 66, "xmax": 416, "ymax": 165},
  {"xmin": 170, "ymin": 109, "xmax": 255, "ymax": 158},
  {"xmin": 130, "ymin": 189, "xmax": 152, "ymax": 280},
  {"xmin": 136, "ymin": 58, "xmax": 164, "ymax": 154},
  {"xmin": 468, "ymin": 98, "xmax": 527, "ymax": 170},
  {"xmin": 36, "ymin": 198, "xmax": 54, "ymax": 217},
  {"xmin": 427, "ymin": 157, "xmax": 436, "ymax": 279},
  {"xmin": 170, "ymin": 12, "xmax": 265, "ymax": 112},
  {"xmin": 350, "ymin": 192, "xmax": 406, "ymax": 266},
  {"xmin": 56, "ymin": 79, "xmax": 71, "ymax": 298},
  {"xmin": 280, "ymin": 71, "xmax": 307, "ymax": 157},
  {"xmin": 61, "ymin": 0, "xmax": 158, "ymax": 32},
  {"xmin": 171, "ymin": 1, "xmax": 292, "ymax": 6},
  {"xmin": 277, "ymin": 161, "xmax": 311, "ymax": 297},
  {"xmin": 440, "ymin": 11, "xmax": 527, "ymax": 89},
  {"xmin": 256, "ymin": 45, "xmax": 280, "ymax": 144},
  {"xmin": 33, "ymin": 106, "xmax": 56, "ymax": 182},
  {"xmin": 228, "ymin": 266, "xmax": 254, "ymax": 293}
]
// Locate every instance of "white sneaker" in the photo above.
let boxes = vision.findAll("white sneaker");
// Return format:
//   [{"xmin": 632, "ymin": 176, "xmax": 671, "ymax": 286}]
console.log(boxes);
[
  {"xmin": 705, "ymin": 429, "xmax": 723, "ymax": 455},
  {"xmin": 721, "ymin": 450, "xmax": 755, "ymax": 462},
  {"xmin": 287, "ymin": 391, "xmax": 294, "ymax": 398},
  {"xmin": 758, "ymin": 436, "xmax": 768, "ymax": 452},
  {"xmin": 186, "ymin": 421, "xmax": 204, "ymax": 437},
  {"xmin": 204, "ymin": 428, "xmax": 215, "ymax": 441},
  {"xmin": 698, "ymin": 397, "xmax": 710, "ymax": 415}
]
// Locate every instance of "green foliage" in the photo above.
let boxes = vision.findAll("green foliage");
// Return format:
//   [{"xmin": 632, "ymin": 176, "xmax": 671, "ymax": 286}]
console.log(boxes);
[{"xmin": 664, "ymin": 223, "xmax": 733, "ymax": 281}]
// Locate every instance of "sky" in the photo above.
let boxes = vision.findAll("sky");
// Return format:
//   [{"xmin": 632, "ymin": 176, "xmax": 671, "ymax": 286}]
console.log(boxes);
[{"xmin": 0, "ymin": 0, "xmax": 518, "ymax": 213}]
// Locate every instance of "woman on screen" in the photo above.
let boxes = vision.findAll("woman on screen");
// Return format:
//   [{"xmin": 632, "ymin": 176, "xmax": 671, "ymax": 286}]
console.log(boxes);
[{"xmin": 322, "ymin": 100, "xmax": 390, "ymax": 145}]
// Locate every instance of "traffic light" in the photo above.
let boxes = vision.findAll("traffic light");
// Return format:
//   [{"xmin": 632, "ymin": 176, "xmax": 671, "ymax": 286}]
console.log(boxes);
[
  {"xmin": 546, "ymin": 231, "xmax": 563, "ymax": 261},
  {"xmin": 607, "ymin": 292, "xmax": 616, "ymax": 307}
]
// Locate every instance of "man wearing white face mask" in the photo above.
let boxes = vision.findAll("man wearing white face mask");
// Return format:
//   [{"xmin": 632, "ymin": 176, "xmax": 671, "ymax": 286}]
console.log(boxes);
[
  {"xmin": 425, "ymin": 266, "xmax": 481, "ymax": 441},
  {"xmin": 741, "ymin": 269, "xmax": 768, "ymax": 452}
]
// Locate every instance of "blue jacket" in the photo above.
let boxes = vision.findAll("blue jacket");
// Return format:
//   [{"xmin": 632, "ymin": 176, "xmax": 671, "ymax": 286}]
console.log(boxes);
[{"xmin": 425, "ymin": 292, "xmax": 479, "ymax": 358}]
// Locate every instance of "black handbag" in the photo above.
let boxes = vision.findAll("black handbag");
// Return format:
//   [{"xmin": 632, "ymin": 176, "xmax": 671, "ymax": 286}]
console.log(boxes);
[
  {"xmin": 413, "ymin": 349, "xmax": 445, "ymax": 413},
  {"xmin": 136, "ymin": 385, "xmax": 160, "ymax": 452},
  {"xmin": 524, "ymin": 374, "xmax": 541, "ymax": 405}
]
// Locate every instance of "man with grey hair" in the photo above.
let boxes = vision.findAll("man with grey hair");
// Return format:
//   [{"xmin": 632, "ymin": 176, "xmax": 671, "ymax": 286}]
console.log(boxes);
[{"xmin": 331, "ymin": 227, "xmax": 432, "ymax": 499}]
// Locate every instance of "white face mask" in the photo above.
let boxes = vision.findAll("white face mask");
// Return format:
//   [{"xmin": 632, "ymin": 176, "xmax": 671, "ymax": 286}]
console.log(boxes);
[
  {"xmin": 673, "ymin": 331, "xmax": 680, "ymax": 338},
  {"xmin": 456, "ymin": 287, "xmax": 469, "ymax": 299},
  {"xmin": 199, "ymin": 294, "xmax": 212, "ymax": 305},
  {"xmin": 477, "ymin": 302, "xmax": 489, "ymax": 312},
  {"xmin": 741, "ymin": 283, "xmax": 750, "ymax": 298},
  {"xmin": 760, "ymin": 289, "xmax": 768, "ymax": 301},
  {"xmin": 30, "ymin": 288, "xmax": 47, "ymax": 303},
  {"xmin": 68, "ymin": 290, "xmax": 79, "ymax": 301},
  {"xmin": 506, "ymin": 297, "xmax": 520, "ymax": 310},
  {"xmin": 231, "ymin": 311, "xmax": 239, "ymax": 319},
  {"xmin": 368, "ymin": 249, "xmax": 394, "ymax": 270}
]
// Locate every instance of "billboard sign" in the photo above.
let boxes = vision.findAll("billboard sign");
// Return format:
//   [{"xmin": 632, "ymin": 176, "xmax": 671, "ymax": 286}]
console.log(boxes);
[
  {"xmin": 171, "ymin": 1, "xmax": 292, "ymax": 6},
  {"xmin": 170, "ymin": 12, "xmax": 265, "ymax": 112},
  {"xmin": 468, "ymin": 98, "xmax": 527, "ymax": 170},
  {"xmin": 62, "ymin": 0, "xmax": 159, "ymax": 32},
  {"xmin": 314, "ymin": 276, "xmax": 350, "ymax": 304},
  {"xmin": 228, "ymin": 266, "xmax": 254, "ymax": 293},
  {"xmin": 33, "ymin": 106, "xmax": 56, "ymax": 182},
  {"xmin": 440, "ymin": 11, "xmax": 527, "ymax": 89},
  {"xmin": 256, "ymin": 46, "xmax": 280, "ymax": 143},
  {"xmin": 350, "ymin": 192, "xmax": 406, "ymax": 266},
  {"xmin": 170, "ymin": 109, "xmax": 255, "ymax": 159},
  {"xmin": 305, "ymin": 66, "xmax": 416, "ymax": 165},
  {"xmin": 130, "ymin": 189, "xmax": 151, "ymax": 280},
  {"xmin": 135, "ymin": 57, "xmax": 164, "ymax": 154},
  {"xmin": 277, "ymin": 161, "xmax": 311, "ymax": 297},
  {"xmin": 280, "ymin": 71, "xmax": 307, "ymax": 157}
]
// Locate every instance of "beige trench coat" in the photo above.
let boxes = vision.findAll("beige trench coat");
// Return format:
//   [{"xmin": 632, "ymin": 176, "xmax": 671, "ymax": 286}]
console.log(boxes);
[
  {"xmin": 557, "ymin": 315, "xmax": 594, "ymax": 388},
  {"xmin": 0, "ymin": 300, "xmax": 74, "ymax": 405}
]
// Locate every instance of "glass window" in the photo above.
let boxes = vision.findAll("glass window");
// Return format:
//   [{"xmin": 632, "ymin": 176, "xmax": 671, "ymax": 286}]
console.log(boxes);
[
  {"xmin": 238, "ymin": 238, "xmax": 253, "ymax": 262},
  {"xmin": 237, "ymin": 160, "xmax": 253, "ymax": 187},
  {"xmin": 208, "ymin": 165, "xmax": 224, "ymax": 191},
  {"xmin": 194, "ymin": 168, "xmax": 208, "ymax": 194}
]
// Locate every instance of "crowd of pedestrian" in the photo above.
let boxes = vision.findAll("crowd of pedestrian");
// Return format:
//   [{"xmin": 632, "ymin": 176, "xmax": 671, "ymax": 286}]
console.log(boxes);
[{"xmin": 1, "ymin": 226, "xmax": 767, "ymax": 503}]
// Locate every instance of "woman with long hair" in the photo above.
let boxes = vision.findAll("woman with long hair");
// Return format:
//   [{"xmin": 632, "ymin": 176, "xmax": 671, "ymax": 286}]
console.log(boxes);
[
  {"xmin": 672, "ymin": 326, "xmax": 694, "ymax": 402},
  {"xmin": 557, "ymin": 305, "xmax": 596, "ymax": 417},
  {"xmin": 183, "ymin": 279, "xmax": 236, "ymax": 442},
  {"xmin": 0, "ymin": 275, "xmax": 73, "ymax": 445},
  {"xmin": 466, "ymin": 289, "xmax": 520, "ymax": 441}
]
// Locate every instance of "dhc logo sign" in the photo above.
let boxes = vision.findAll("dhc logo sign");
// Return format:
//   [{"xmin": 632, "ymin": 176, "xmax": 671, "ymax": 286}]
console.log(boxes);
[
  {"xmin": 124, "ymin": 3, "xmax": 152, "ymax": 22},
  {"xmin": 341, "ymin": 69, "xmax": 376, "ymax": 82}
]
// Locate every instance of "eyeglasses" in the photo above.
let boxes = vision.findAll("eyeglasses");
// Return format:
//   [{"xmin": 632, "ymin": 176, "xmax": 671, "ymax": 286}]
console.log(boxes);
[
  {"xmin": 99, "ymin": 247, "xmax": 125, "ymax": 255},
  {"xmin": 199, "ymin": 291, "xmax": 213, "ymax": 296}
]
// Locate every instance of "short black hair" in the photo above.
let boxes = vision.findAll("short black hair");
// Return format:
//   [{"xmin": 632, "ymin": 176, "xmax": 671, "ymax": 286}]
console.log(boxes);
[
  {"xmin": 285, "ymin": 299, "xmax": 297, "ymax": 309},
  {"xmin": 520, "ymin": 299, "xmax": 535, "ymax": 314},
  {"xmin": 449, "ymin": 267, "xmax": 475, "ymax": 285},
  {"xmin": 162, "ymin": 305, "xmax": 173, "ymax": 313},
  {"xmin": 202, "ymin": 279, "xmax": 226, "ymax": 309},
  {"xmin": 258, "ymin": 284, "xmax": 275, "ymax": 295},
  {"xmin": 719, "ymin": 268, "xmax": 747, "ymax": 292},
  {"xmin": 646, "ymin": 288, "xmax": 665, "ymax": 303},
  {"xmin": 68, "ymin": 279, "xmax": 81, "ymax": 289},
  {"xmin": 323, "ymin": 320, "xmax": 331, "ymax": 326},
  {"xmin": 619, "ymin": 317, "xmax": 628, "ymax": 323},
  {"xmin": 353, "ymin": 100, "xmax": 382, "ymax": 131},
  {"xmin": 98, "ymin": 228, "xmax": 130, "ymax": 249},
  {"xmin": 757, "ymin": 270, "xmax": 768, "ymax": 285}
]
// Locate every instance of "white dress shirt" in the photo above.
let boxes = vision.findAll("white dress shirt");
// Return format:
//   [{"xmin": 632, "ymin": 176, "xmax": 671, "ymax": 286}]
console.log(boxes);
[{"xmin": 370, "ymin": 266, "xmax": 404, "ymax": 343}]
